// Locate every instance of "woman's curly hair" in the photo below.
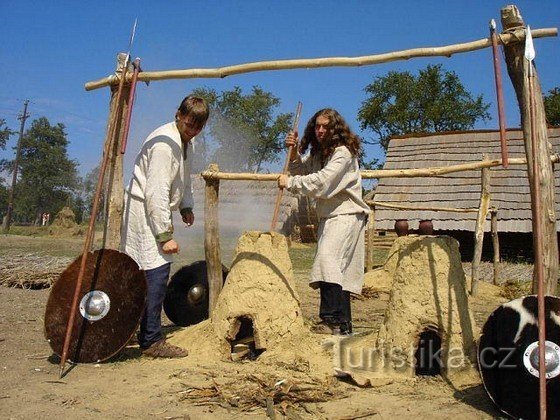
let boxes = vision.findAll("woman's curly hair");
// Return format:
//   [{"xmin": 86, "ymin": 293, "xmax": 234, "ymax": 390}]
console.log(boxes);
[{"xmin": 298, "ymin": 108, "xmax": 361, "ymax": 164}]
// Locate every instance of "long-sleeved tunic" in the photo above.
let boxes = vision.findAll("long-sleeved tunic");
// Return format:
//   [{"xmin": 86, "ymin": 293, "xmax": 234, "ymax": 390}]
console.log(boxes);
[
  {"xmin": 288, "ymin": 146, "xmax": 370, "ymax": 294},
  {"xmin": 121, "ymin": 122, "xmax": 195, "ymax": 270}
]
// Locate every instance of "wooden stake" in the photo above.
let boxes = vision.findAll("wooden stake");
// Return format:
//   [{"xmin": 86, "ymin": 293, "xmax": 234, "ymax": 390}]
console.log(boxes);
[
  {"xmin": 471, "ymin": 162, "xmax": 491, "ymax": 297},
  {"xmin": 365, "ymin": 205, "xmax": 376, "ymax": 273},
  {"xmin": 490, "ymin": 209, "xmax": 500, "ymax": 285},
  {"xmin": 204, "ymin": 163, "xmax": 222, "ymax": 315},
  {"xmin": 501, "ymin": 5, "xmax": 558, "ymax": 295}
]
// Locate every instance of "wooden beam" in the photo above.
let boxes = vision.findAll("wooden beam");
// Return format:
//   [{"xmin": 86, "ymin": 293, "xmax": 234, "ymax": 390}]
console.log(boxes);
[
  {"xmin": 501, "ymin": 6, "xmax": 558, "ymax": 295},
  {"xmin": 198, "ymin": 154, "xmax": 560, "ymax": 182},
  {"xmin": 490, "ymin": 209, "xmax": 500, "ymax": 285},
  {"xmin": 361, "ymin": 155, "xmax": 559, "ymax": 179},
  {"xmin": 367, "ymin": 201, "xmax": 478, "ymax": 213},
  {"xmin": 84, "ymin": 28, "xmax": 557, "ymax": 91},
  {"xmin": 204, "ymin": 163, "xmax": 223, "ymax": 315},
  {"xmin": 471, "ymin": 163, "xmax": 491, "ymax": 297},
  {"xmin": 365, "ymin": 205, "xmax": 375, "ymax": 273},
  {"xmin": 104, "ymin": 54, "xmax": 131, "ymax": 249}
]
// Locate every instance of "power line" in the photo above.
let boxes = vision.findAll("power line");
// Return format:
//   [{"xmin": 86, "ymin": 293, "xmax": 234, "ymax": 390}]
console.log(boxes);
[{"xmin": 2, "ymin": 100, "xmax": 31, "ymax": 233}]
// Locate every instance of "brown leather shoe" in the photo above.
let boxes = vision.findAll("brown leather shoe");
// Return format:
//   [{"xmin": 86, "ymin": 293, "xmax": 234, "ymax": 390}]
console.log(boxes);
[
  {"xmin": 312, "ymin": 320, "xmax": 341, "ymax": 335},
  {"xmin": 141, "ymin": 339, "xmax": 188, "ymax": 358}
]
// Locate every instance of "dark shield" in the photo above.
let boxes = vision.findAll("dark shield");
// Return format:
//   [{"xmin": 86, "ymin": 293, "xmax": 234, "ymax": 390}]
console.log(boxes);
[
  {"xmin": 44, "ymin": 249, "xmax": 146, "ymax": 363},
  {"xmin": 478, "ymin": 295, "xmax": 560, "ymax": 419},
  {"xmin": 163, "ymin": 260, "xmax": 228, "ymax": 327}
]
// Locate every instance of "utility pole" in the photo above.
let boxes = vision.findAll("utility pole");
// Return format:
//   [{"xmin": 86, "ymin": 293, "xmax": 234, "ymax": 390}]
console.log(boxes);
[{"xmin": 2, "ymin": 100, "xmax": 30, "ymax": 233}]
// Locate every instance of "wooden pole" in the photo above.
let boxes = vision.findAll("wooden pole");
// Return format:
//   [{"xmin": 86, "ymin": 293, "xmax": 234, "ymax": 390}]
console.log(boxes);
[
  {"xmin": 501, "ymin": 6, "xmax": 558, "ymax": 295},
  {"xmin": 104, "ymin": 53, "xmax": 131, "ymax": 250},
  {"xmin": 471, "ymin": 163, "xmax": 491, "ymax": 296},
  {"xmin": 205, "ymin": 163, "xmax": 222, "ymax": 315},
  {"xmin": 271, "ymin": 102, "xmax": 302, "ymax": 232},
  {"xmin": 365, "ymin": 205, "xmax": 376, "ymax": 273},
  {"xmin": 490, "ymin": 209, "xmax": 500, "ymax": 285},
  {"xmin": 198, "ymin": 154, "xmax": 560, "ymax": 182},
  {"xmin": 84, "ymin": 28, "xmax": 557, "ymax": 91},
  {"xmin": 366, "ymin": 201, "xmax": 479, "ymax": 213}
]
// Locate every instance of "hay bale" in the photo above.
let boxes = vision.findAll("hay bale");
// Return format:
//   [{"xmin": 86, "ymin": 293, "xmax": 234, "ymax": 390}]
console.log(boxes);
[{"xmin": 51, "ymin": 206, "xmax": 77, "ymax": 228}]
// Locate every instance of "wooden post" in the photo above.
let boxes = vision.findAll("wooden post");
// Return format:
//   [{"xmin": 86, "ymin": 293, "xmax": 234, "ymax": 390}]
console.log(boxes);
[
  {"xmin": 490, "ymin": 209, "xmax": 500, "ymax": 285},
  {"xmin": 471, "ymin": 163, "xmax": 491, "ymax": 296},
  {"xmin": 365, "ymin": 205, "xmax": 376, "ymax": 272},
  {"xmin": 205, "ymin": 163, "xmax": 222, "ymax": 315},
  {"xmin": 104, "ymin": 53, "xmax": 131, "ymax": 250},
  {"xmin": 501, "ymin": 6, "xmax": 558, "ymax": 295}
]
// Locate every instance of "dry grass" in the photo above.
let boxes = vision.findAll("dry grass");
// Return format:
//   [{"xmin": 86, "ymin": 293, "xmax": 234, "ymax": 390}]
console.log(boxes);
[{"xmin": 0, "ymin": 251, "xmax": 73, "ymax": 289}]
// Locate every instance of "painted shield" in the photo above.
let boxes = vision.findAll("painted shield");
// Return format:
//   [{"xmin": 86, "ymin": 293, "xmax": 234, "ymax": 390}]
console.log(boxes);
[
  {"xmin": 44, "ymin": 249, "xmax": 146, "ymax": 363},
  {"xmin": 163, "ymin": 260, "xmax": 228, "ymax": 327},
  {"xmin": 478, "ymin": 295, "xmax": 560, "ymax": 419}
]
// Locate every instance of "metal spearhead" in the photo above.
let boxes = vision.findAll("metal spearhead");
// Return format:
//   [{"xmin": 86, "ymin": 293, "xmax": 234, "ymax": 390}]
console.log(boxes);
[{"xmin": 525, "ymin": 25, "xmax": 535, "ymax": 76}]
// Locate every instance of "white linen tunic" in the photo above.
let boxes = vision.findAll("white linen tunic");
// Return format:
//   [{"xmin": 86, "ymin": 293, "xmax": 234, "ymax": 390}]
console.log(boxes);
[
  {"xmin": 288, "ymin": 146, "xmax": 371, "ymax": 294},
  {"xmin": 121, "ymin": 122, "xmax": 195, "ymax": 270}
]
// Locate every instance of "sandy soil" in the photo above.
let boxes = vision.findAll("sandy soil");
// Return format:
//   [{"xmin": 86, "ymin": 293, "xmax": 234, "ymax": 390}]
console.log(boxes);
[{"xmin": 0, "ymin": 235, "xmax": 506, "ymax": 419}]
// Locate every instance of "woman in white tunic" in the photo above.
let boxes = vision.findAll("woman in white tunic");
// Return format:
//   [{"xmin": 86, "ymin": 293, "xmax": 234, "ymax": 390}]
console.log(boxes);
[
  {"xmin": 278, "ymin": 108, "xmax": 371, "ymax": 335},
  {"xmin": 121, "ymin": 95, "xmax": 209, "ymax": 357}
]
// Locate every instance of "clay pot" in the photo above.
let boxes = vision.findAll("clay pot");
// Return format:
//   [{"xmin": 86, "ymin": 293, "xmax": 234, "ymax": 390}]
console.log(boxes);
[
  {"xmin": 418, "ymin": 220, "xmax": 434, "ymax": 235},
  {"xmin": 394, "ymin": 219, "xmax": 409, "ymax": 237}
]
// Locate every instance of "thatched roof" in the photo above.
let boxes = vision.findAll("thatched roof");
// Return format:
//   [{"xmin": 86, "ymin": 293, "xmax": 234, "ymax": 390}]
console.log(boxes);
[{"xmin": 373, "ymin": 128, "xmax": 560, "ymax": 232}]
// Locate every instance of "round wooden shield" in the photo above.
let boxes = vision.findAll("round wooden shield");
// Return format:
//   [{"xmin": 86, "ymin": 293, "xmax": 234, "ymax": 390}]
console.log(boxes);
[
  {"xmin": 163, "ymin": 260, "xmax": 227, "ymax": 327},
  {"xmin": 478, "ymin": 295, "xmax": 560, "ymax": 419},
  {"xmin": 44, "ymin": 249, "xmax": 146, "ymax": 363}
]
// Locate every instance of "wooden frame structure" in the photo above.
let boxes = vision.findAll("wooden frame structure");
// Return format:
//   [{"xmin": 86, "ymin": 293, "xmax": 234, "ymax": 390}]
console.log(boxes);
[{"xmin": 84, "ymin": 6, "xmax": 558, "ymax": 309}]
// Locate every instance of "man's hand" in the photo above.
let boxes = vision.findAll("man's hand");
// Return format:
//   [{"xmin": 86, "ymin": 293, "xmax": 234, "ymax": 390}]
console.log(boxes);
[
  {"xmin": 161, "ymin": 239, "xmax": 179, "ymax": 254},
  {"xmin": 182, "ymin": 209, "xmax": 194, "ymax": 227},
  {"xmin": 278, "ymin": 174, "xmax": 289, "ymax": 189}
]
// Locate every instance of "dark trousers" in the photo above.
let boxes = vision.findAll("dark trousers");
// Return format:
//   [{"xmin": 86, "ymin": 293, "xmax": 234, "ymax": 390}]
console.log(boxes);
[
  {"xmin": 319, "ymin": 281, "xmax": 351, "ymax": 325},
  {"xmin": 139, "ymin": 262, "xmax": 171, "ymax": 349}
]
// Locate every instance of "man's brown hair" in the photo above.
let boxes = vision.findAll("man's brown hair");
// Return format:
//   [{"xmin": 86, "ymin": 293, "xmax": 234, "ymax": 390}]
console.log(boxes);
[{"xmin": 177, "ymin": 95, "xmax": 210, "ymax": 129}]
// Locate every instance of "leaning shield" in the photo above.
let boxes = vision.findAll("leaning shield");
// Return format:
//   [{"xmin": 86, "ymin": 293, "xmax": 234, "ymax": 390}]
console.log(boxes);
[
  {"xmin": 163, "ymin": 260, "xmax": 228, "ymax": 327},
  {"xmin": 478, "ymin": 295, "xmax": 560, "ymax": 419},
  {"xmin": 44, "ymin": 249, "xmax": 146, "ymax": 363}
]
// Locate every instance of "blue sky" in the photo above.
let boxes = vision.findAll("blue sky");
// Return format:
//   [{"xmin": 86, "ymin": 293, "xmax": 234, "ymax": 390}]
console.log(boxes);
[{"xmin": 1, "ymin": 0, "xmax": 558, "ymax": 178}]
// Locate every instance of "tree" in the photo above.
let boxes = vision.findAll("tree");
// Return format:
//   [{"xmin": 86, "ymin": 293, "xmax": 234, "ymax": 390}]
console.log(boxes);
[
  {"xmin": 0, "ymin": 119, "xmax": 12, "ymax": 216},
  {"xmin": 3, "ymin": 117, "xmax": 80, "ymax": 223},
  {"xmin": 0, "ymin": 118, "xmax": 12, "ymax": 151},
  {"xmin": 544, "ymin": 86, "xmax": 560, "ymax": 126},
  {"xmin": 358, "ymin": 64, "xmax": 491, "ymax": 151},
  {"xmin": 192, "ymin": 86, "xmax": 292, "ymax": 172}
]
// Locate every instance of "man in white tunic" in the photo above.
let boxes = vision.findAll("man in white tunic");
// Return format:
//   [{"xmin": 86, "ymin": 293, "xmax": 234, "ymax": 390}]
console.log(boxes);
[
  {"xmin": 278, "ymin": 108, "xmax": 370, "ymax": 335},
  {"xmin": 121, "ymin": 95, "xmax": 209, "ymax": 357}
]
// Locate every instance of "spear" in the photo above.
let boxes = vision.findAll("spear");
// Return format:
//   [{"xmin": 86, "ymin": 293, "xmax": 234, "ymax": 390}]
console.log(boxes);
[
  {"xmin": 270, "ymin": 102, "xmax": 302, "ymax": 232},
  {"xmin": 489, "ymin": 19, "xmax": 509, "ymax": 168},
  {"xmin": 525, "ymin": 25, "xmax": 547, "ymax": 420},
  {"xmin": 58, "ymin": 19, "xmax": 137, "ymax": 378}
]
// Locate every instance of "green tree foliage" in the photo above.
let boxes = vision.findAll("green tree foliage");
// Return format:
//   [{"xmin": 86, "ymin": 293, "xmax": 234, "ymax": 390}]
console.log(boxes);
[
  {"xmin": 4, "ymin": 117, "xmax": 80, "ymax": 223},
  {"xmin": 192, "ymin": 86, "xmax": 292, "ymax": 172},
  {"xmin": 0, "ymin": 118, "xmax": 12, "ymax": 150},
  {"xmin": 358, "ymin": 64, "xmax": 491, "ymax": 151},
  {"xmin": 81, "ymin": 164, "xmax": 106, "ymax": 222},
  {"xmin": 0, "ymin": 119, "xmax": 11, "ymax": 218},
  {"xmin": 544, "ymin": 86, "xmax": 560, "ymax": 127}
]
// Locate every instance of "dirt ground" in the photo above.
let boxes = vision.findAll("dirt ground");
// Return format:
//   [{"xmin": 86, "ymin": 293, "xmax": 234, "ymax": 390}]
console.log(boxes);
[{"xmin": 0, "ymin": 234, "xmax": 512, "ymax": 419}]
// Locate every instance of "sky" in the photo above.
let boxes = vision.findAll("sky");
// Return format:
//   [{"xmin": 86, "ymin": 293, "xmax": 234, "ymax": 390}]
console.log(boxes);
[{"xmin": 1, "ymin": 0, "xmax": 559, "ymax": 179}]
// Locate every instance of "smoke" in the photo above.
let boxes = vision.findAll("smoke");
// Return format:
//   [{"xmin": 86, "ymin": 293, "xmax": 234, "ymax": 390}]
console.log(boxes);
[{"xmin": 172, "ymin": 112, "xmax": 292, "ymax": 265}]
